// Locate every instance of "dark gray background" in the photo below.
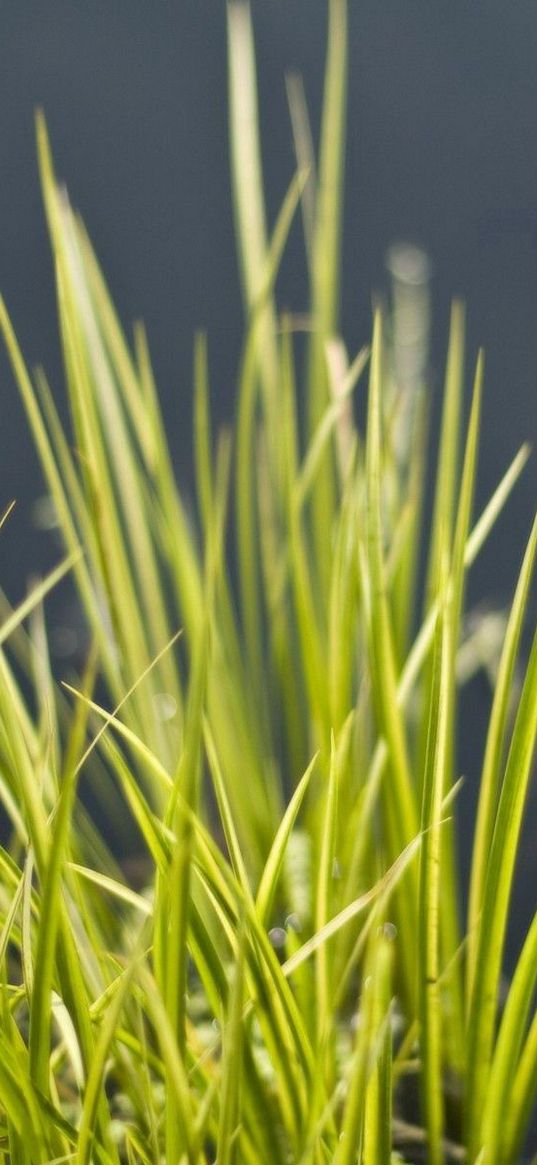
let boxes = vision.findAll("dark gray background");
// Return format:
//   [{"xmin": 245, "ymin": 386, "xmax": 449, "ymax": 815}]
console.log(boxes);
[{"xmin": 0, "ymin": 3, "xmax": 536, "ymax": 954}]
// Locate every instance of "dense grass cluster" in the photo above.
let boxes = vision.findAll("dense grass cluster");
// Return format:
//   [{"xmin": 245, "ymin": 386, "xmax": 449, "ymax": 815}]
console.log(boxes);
[{"xmin": 0, "ymin": 2, "xmax": 536, "ymax": 1161}]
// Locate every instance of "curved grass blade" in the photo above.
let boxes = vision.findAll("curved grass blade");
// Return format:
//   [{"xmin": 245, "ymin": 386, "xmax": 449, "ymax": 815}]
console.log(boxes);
[
  {"xmin": 480, "ymin": 908, "xmax": 537, "ymax": 1164},
  {"xmin": 501, "ymin": 1005, "xmax": 537, "ymax": 1163},
  {"xmin": 256, "ymin": 752, "xmax": 317, "ymax": 925},
  {"xmin": 467, "ymin": 508, "xmax": 537, "ymax": 995},
  {"xmin": 465, "ymin": 622, "xmax": 537, "ymax": 1159}
]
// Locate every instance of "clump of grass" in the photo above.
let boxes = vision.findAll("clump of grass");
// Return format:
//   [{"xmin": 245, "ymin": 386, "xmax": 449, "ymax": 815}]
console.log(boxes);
[{"xmin": 0, "ymin": 2, "xmax": 536, "ymax": 1162}]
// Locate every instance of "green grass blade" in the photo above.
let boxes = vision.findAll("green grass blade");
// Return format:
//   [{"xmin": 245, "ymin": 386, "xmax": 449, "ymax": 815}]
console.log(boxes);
[
  {"xmin": 333, "ymin": 933, "xmax": 392, "ymax": 1165},
  {"xmin": 362, "ymin": 938, "xmax": 394, "ymax": 1165},
  {"xmin": 480, "ymin": 909, "xmax": 537, "ymax": 1164},
  {"xmin": 425, "ymin": 300, "xmax": 465, "ymax": 608},
  {"xmin": 501, "ymin": 1006, "xmax": 537, "ymax": 1163},
  {"xmin": 0, "ymin": 553, "xmax": 80, "ymax": 651},
  {"xmin": 418, "ymin": 564, "xmax": 452, "ymax": 1165},
  {"xmin": 29, "ymin": 655, "xmax": 97, "ymax": 1096},
  {"xmin": 286, "ymin": 70, "xmax": 317, "ymax": 266},
  {"xmin": 217, "ymin": 925, "xmax": 246, "ymax": 1165},
  {"xmin": 76, "ymin": 958, "xmax": 140, "ymax": 1165},
  {"xmin": 437, "ymin": 352, "xmax": 483, "ymax": 1075},
  {"xmin": 314, "ymin": 728, "xmax": 345, "ymax": 1084},
  {"xmin": 193, "ymin": 332, "xmax": 213, "ymax": 534},
  {"xmin": 307, "ymin": 0, "xmax": 348, "ymax": 587},
  {"xmin": 364, "ymin": 309, "xmax": 419, "ymax": 1005},
  {"xmin": 227, "ymin": 0, "xmax": 279, "ymax": 443},
  {"xmin": 467, "ymin": 509, "xmax": 537, "ymax": 995},
  {"xmin": 256, "ymin": 752, "xmax": 317, "ymax": 925},
  {"xmin": 465, "ymin": 622, "xmax": 537, "ymax": 1159}
]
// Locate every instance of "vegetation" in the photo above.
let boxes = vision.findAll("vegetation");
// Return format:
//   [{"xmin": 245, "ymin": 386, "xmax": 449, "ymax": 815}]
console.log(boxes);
[{"xmin": 0, "ymin": 1, "xmax": 535, "ymax": 1161}]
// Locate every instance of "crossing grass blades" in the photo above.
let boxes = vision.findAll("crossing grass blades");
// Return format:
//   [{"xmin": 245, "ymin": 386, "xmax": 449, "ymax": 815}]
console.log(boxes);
[{"xmin": 0, "ymin": 2, "xmax": 536, "ymax": 1161}]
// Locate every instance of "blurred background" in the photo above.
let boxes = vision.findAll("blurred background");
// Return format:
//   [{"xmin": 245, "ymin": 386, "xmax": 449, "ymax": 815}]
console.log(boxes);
[{"xmin": 0, "ymin": 1, "xmax": 536, "ymax": 955}]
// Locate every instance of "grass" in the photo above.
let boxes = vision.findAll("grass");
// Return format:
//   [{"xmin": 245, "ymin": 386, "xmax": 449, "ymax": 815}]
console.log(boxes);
[{"xmin": 0, "ymin": 1, "xmax": 536, "ymax": 1161}]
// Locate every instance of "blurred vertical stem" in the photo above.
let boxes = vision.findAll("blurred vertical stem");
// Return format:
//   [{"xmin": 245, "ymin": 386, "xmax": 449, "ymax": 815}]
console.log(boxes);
[
  {"xmin": 385, "ymin": 243, "xmax": 431, "ymax": 663},
  {"xmin": 227, "ymin": 1, "xmax": 280, "ymax": 475},
  {"xmin": 308, "ymin": 0, "xmax": 348, "ymax": 599}
]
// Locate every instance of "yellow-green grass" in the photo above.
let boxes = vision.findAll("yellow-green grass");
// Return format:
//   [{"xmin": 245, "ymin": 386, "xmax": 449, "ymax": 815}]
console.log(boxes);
[{"xmin": 0, "ymin": 2, "xmax": 535, "ymax": 1162}]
